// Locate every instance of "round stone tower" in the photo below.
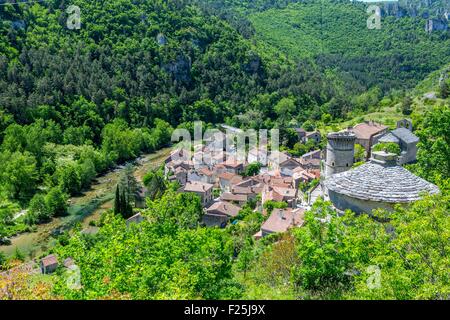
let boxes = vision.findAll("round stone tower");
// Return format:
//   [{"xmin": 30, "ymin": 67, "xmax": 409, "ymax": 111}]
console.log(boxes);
[{"xmin": 325, "ymin": 131, "xmax": 356, "ymax": 178}]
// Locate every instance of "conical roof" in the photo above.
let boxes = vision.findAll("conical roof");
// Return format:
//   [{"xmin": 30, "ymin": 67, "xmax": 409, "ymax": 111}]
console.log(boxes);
[{"xmin": 325, "ymin": 152, "xmax": 439, "ymax": 203}]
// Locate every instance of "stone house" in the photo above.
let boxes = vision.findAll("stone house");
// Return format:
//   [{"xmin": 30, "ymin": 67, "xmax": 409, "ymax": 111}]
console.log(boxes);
[
  {"xmin": 188, "ymin": 167, "xmax": 215, "ymax": 185},
  {"xmin": 254, "ymin": 208, "xmax": 305, "ymax": 238},
  {"xmin": 40, "ymin": 254, "xmax": 58, "ymax": 274},
  {"xmin": 222, "ymin": 159, "xmax": 245, "ymax": 174},
  {"xmin": 183, "ymin": 181, "xmax": 214, "ymax": 207},
  {"xmin": 377, "ymin": 127, "xmax": 419, "ymax": 165},
  {"xmin": 348, "ymin": 121, "xmax": 389, "ymax": 158},
  {"xmin": 126, "ymin": 212, "xmax": 145, "ymax": 227},
  {"xmin": 218, "ymin": 172, "xmax": 242, "ymax": 191},
  {"xmin": 267, "ymin": 151, "xmax": 290, "ymax": 170},
  {"xmin": 220, "ymin": 192, "xmax": 248, "ymax": 207},
  {"xmin": 293, "ymin": 168, "xmax": 317, "ymax": 189},
  {"xmin": 204, "ymin": 201, "xmax": 241, "ymax": 227},
  {"xmin": 261, "ymin": 185, "xmax": 298, "ymax": 208},
  {"xmin": 247, "ymin": 147, "xmax": 268, "ymax": 166},
  {"xmin": 279, "ymin": 158, "xmax": 302, "ymax": 177},
  {"xmin": 295, "ymin": 128, "xmax": 322, "ymax": 144}
]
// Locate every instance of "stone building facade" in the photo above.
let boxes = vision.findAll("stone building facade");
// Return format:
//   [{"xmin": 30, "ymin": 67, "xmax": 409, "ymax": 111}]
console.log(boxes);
[{"xmin": 324, "ymin": 132, "xmax": 356, "ymax": 178}]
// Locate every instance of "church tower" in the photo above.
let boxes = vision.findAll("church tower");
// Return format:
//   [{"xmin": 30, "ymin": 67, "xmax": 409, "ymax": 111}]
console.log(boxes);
[{"xmin": 325, "ymin": 132, "xmax": 356, "ymax": 178}]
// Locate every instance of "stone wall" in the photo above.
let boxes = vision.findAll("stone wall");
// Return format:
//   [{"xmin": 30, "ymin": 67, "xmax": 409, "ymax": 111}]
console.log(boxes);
[{"xmin": 328, "ymin": 189, "xmax": 398, "ymax": 214}]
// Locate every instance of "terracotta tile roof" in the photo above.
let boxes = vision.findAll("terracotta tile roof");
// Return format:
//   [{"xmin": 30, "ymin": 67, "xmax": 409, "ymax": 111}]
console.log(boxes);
[
  {"xmin": 41, "ymin": 254, "xmax": 58, "ymax": 267},
  {"xmin": 184, "ymin": 181, "xmax": 213, "ymax": 193},
  {"xmin": 223, "ymin": 160, "xmax": 244, "ymax": 168},
  {"xmin": 272, "ymin": 186, "xmax": 297, "ymax": 198},
  {"xmin": 350, "ymin": 122, "xmax": 388, "ymax": 140},
  {"xmin": 220, "ymin": 192, "xmax": 247, "ymax": 202},
  {"xmin": 206, "ymin": 201, "xmax": 241, "ymax": 217},
  {"xmin": 198, "ymin": 167, "xmax": 214, "ymax": 176},
  {"xmin": 261, "ymin": 208, "xmax": 305, "ymax": 234},
  {"xmin": 218, "ymin": 172, "xmax": 237, "ymax": 180}
]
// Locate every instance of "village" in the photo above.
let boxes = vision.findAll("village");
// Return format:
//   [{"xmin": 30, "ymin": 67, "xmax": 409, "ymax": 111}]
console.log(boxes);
[
  {"xmin": 4, "ymin": 117, "xmax": 440, "ymax": 279},
  {"xmin": 156, "ymin": 118, "xmax": 434, "ymax": 239}
]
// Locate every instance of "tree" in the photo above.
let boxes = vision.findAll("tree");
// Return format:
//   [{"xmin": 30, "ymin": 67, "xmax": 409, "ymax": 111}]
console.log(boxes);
[
  {"xmin": 274, "ymin": 97, "xmax": 296, "ymax": 122},
  {"xmin": 55, "ymin": 161, "xmax": 82, "ymax": 195},
  {"xmin": 354, "ymin": 143, "xmax": 366, "ymax": 162},
  {"xmin": 372, "ymin": 142, "xmax": 401, "ymax": 155},
  {"xmin": 302, "ymin": 120, "xmax": 315, "ymax": 132},
  {"xmin": 401, "ymin": 96, "xmax": 413, "ymax": 115},
  {"xmin": 263, "ymin": 200, "xmax": 288, "ymax": 215},
  {"xmin": 412, "ymin": 104, "xmax": 450, "ymax": 184},
  {"xmin": 350, "ymin": 192, "xmax": 450, "ymax": 299},
  {"xmin": 146, "ymin": 190, "xmax": 203, "ymax": 232},
  {"xmin": 114, "ymin": 185, "xmax": 120, "ymax": 215},
  {"xmin": 0, "ymin": 251, "xmax": 6, "ymax": 268},
  {"xmin": 78, "ymin": 159, "xmax": 97, "ymax": 189},
  {"xmin": 0, "ymin": 151, "xmax": 38, "ymax": 202},
  {"xmin": 439, "ymin": 78, "xmax": 449, "ymax": 99},
  {"xmin": 28, "ymin": 194, "xmax": 51, "ymax": 223},
  {"xmin": 45, "ymin": 187, "xmax": 68, "ymax": 217},
  {"xmin": 243, "ymin": 162, "xmax": 262, "ymax": 177},
  {"xmin": 143, "ymin": 168, "xmax": 166, "ymax": 201},
  {"xmin": 321, "ymin": 113, "xmax": 332, "ymax": 125}
]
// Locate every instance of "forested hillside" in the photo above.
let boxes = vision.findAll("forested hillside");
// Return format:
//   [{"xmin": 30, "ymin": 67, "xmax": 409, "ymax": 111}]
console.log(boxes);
[
  {"xmin": 247, "ymin": 0, "xmax": 450, "ymax": 91},
  {"xmin": 0, "ymin": 0, "xmax": 345, "ymax": 221}
]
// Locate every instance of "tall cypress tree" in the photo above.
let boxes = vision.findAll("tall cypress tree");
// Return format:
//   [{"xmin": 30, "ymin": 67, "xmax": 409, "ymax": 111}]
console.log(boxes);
[
  {"xmin": 120, "ymin": 189, "xmax": 128, "ymax": 218},
  {"xmin": 114, "ymin": 185, "xmax": 120, "ymax": 215}
]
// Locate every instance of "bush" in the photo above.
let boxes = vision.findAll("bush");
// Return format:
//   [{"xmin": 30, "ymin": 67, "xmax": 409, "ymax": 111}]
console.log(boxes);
[{"xmin": 372, "ymin": 142, "xmax": 401, "ymax": 155}]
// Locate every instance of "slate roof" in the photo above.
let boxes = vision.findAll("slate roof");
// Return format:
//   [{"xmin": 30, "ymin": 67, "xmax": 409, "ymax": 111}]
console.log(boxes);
[
  {"xmin": 391, "ymin": 128, "xmax": 419, "ymax": 144},
  {"xmin": 325, "ymin": 152, "xmax": 439, "ymax": 203},
  {"xmin": 379, "ymin": 132, "xmax": 400, "ymax": 144}
]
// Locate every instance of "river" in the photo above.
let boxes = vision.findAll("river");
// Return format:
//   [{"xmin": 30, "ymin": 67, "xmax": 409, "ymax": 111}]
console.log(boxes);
[{"xmin": 0, "ymin": 148, "xmax": 172, "ymax": 260}]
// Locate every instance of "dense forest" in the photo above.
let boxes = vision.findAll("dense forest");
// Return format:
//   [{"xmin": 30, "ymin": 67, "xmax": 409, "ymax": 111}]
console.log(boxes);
[{"xmin": 0, "ymin": 0, "xmax": 449, "ymax": 300}]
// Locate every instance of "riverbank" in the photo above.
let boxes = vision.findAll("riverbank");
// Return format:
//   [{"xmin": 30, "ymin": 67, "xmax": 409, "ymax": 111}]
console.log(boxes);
[{"xmin": 0, "ymin": 148, "xmax": 172, "ymax": 260}]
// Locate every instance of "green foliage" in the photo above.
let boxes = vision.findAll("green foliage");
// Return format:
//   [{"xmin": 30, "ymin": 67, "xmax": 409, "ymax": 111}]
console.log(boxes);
[
  {"xmin": 247, "ymin": 0, "xmax": 450, "ymax": 92},
  {"xmin": 146, "ymin": 190, "xmax": 204, "ymax": 232},
  {"xmin": 411, "ymin": 104, "xmax": 450, "ymax": 184},
  {"xmin": 143, "ymin": 167, "xmax": 167, "ymax": 201},
  {"xmin": 53, "ymin": 191, "xmax": 236, "ymax": 299},
  {"xmin": 439, "ymin": 79, "xmax": 450, "ymax": 99},
  {"xmin": 45, "ymin": 187, "xmax": 69, "ymax": 218},
  {"xmin": 354, "ymin": 143, "xmax": 366, "ymax": 162},
  {"xmin": 0, "ymin": 200, "xmax": 20, "ymax": 240},
  {"xmin": 372, "ymin": 142, "xmax": 401, "ymax": 155},
  {"xmin": 0, "ymin": 151, "xmax": 38, "ymax": 202},
  {"xmin": 263, "ymin": 200, "xmax": 288, "ymax": 215},
  {"xmin": 113, "ymin": 165, "xmax": 138, "ymax": 218},
  {"xmin": 401, "ymin": 96, "xmax": 413, "ymax": 116}
]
